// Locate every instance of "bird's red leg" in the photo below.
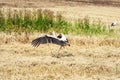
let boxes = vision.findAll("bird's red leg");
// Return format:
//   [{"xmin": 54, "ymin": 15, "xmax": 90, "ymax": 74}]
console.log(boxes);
[
  {"xmin": 57, "ymin": 46, "xmax": 62, "ymax": 54},
  {"xmin": 64, "ymin": 46, "xmax": 67, "ymax": 52},
  {"xmin": 61, "ymin": 46, "xmax": 67, "ymax": 52}
]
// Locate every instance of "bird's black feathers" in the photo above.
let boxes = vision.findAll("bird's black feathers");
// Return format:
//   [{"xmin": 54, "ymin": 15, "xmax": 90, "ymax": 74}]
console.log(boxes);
[
  {"xmin": 32, "ymin": 35, "xmax": 68, "ymax": 47},
  {"xmin": 57, "ymin": 34, "xmax": 62, "ymax": 38}
]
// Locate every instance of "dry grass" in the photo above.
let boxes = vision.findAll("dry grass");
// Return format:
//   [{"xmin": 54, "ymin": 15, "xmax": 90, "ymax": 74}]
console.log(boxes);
[
  {"xmin": 0, "ymin": 33, "xmax": 120, "ymax": 80},
  {"xmin": 47, "ymin": 6, "xmax": 120, "ymax": 26}
]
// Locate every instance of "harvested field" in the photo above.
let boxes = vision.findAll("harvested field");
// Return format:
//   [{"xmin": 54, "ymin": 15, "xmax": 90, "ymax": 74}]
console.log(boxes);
[
  {"xmin": 0, "ymin": 33, "xmax": 120, "ymax": 80},
  {"xmin": 1, "ymin": 0, "xmax": 120, "ymax": 25},
  {"xmin": 0, "ymin": 0, "xmax": 120, "ymax": 80}
]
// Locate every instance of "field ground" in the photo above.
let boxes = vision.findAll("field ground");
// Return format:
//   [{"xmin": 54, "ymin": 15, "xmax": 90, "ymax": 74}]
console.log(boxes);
[
  {"xmin": 0, "ymin": 0, "xmax": 120, "ymax": 80},
  {"xmin": 48, "ymin": 5, "xmax": 120, "ymax": 25},
  {"xmin": 0, "ymin": 33, "xmax": 120, "ymax": 80}
]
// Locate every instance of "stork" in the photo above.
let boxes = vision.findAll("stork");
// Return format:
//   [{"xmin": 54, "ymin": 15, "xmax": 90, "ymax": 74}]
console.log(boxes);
[
  {"xmin": 111, "ymin": 22, "xmax": 117, "ymax": 27},
  {"xmin": 31, "ymin": 32, "xmax": 70, "ymax": 53}
]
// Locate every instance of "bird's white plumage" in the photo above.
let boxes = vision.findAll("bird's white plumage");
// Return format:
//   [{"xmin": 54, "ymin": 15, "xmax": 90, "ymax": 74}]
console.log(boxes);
[
  {"xmin": 48, "ymin": 32, "xmax": 67, "ymax": 41},
  {"xmin": 58, "ymin": 34, "xmax": 67, "ymax": 41},
  {"xmin": 111, "ymin": 21, "xmax": 117, "ymax": 26}
]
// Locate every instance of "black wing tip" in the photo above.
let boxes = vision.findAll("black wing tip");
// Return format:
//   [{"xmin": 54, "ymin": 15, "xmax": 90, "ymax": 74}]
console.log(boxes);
[
  {"xmin": 31, "ymin": 42, "xmax": 38, "ymax": 47},
  {"xmin": 31, "ymin": 38, "xmax": 40, "ymax": 47},
  {"xmin": 31, "ymin": 35, "xmax": 48, "ymax": 47}
]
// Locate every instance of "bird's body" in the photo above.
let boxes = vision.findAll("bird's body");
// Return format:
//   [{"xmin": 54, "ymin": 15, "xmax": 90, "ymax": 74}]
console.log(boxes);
[{"xmin": 31, "ymin": 33, "xmax": 70, "ymax": 47}]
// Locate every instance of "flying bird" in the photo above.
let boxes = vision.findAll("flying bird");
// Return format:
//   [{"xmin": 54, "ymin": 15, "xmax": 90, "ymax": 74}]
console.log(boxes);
[{"xmin": 31, "ymin": 33, "xmax": 70, "ymax": 48}]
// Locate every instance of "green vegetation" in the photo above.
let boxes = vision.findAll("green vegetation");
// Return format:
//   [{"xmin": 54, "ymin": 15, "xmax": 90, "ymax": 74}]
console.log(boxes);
[{"xmin": 0, "ymin": 8, "xmax": 114, "ymax": 35}]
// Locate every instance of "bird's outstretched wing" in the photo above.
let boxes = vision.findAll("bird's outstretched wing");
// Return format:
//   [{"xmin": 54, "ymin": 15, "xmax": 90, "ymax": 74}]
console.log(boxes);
[{"xmin": 31, "ymin": 35, "xmax": 62, "ymax": 47}]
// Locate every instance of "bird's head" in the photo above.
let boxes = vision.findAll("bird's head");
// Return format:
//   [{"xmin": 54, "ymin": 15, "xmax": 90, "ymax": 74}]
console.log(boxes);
[
  {"xmin": 57, "ymin": 34, "xmax": 62, "ymax": 38},
  {"xmin": 57, "ymin": 33, "xmax": 67, "ymax": 41}
]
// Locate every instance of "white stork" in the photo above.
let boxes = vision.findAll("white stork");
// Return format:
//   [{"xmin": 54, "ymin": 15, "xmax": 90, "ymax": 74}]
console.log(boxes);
[
  {"xmin": 31, "ymin": 33, "xmax": 70, "ymax": 49},
  {"xmin": 111, "ymin": 22, "xmax": 117, "ymax": 27}
]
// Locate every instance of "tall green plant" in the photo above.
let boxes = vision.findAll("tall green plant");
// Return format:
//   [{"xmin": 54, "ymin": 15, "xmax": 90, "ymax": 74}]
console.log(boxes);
[{"xmin": 0, "ymin": 8, "xmax": 115, "ymax": 36}]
